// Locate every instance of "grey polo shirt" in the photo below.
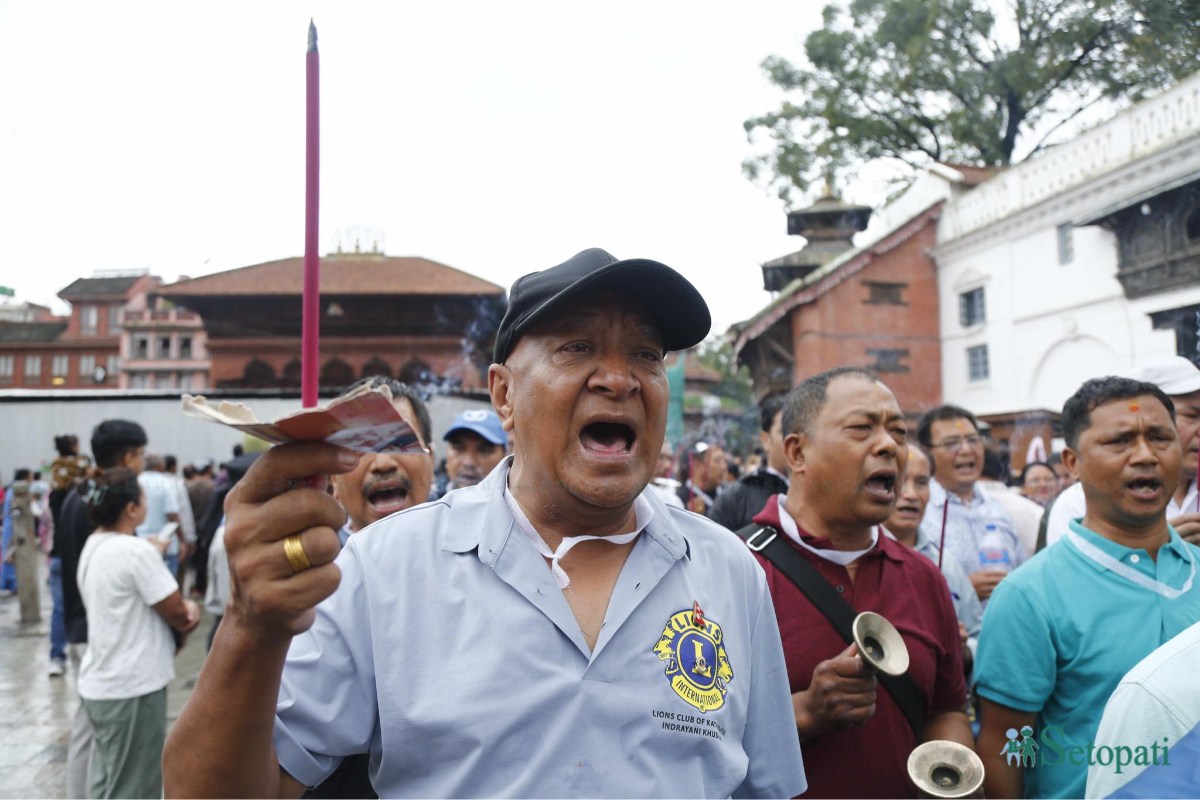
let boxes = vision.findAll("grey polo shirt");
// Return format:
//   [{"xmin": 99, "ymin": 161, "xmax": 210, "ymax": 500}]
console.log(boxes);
[{"xmin": 274, "ymin": 460, "xmax": 806, "ymax": 798}]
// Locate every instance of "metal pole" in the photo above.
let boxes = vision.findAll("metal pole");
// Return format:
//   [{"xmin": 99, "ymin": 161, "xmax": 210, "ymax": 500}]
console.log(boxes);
[{"xmin": 10, "ymin": 481, "xmax": 41, "ymax": 624}]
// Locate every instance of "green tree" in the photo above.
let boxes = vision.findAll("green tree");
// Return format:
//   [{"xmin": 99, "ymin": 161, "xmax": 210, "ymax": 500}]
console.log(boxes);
[{"xmin": 744, "ymin": 0, "xmax": 1200, "ymax": 205}]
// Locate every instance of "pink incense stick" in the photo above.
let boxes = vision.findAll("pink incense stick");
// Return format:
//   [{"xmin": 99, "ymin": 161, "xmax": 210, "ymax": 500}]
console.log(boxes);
[{"xmin": 301, "ymin": 20, "xmax": 321, "ymax": 408}]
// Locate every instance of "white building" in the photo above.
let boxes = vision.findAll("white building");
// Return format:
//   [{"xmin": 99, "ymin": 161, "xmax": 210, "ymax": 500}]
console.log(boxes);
[{"xmin": 933, "ymin": 71, "xmax": 1200, "ymax": 423}]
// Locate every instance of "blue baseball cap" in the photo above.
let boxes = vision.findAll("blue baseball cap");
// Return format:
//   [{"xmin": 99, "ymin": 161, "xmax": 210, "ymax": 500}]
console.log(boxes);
[{"xmin": 443, "ymin": 409, "xmax": 508, "ymax": 448}]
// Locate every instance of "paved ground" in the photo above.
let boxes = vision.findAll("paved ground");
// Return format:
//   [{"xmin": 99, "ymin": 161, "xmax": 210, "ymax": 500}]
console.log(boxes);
[{"xmin": 0, "ymin": 562, "xmax": 212, "ymax": 798}]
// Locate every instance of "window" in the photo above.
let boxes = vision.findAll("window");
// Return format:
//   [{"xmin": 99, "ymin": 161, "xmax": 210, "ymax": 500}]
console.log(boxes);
[
  {"xmin": 179, "ymin": 336, "xmax": 193, "ymax": 360},
  {"xmin": 130, "ymin": 373, "xmax": 148, "ymax": 389},
  {"xmin": 1057, "ymin": 224, "xmax": 1074, "ymax": 265},
  {"xmin": 24, "ymin": 355, "xmax": 41, "ymax": 379},
  {"xmin": 81, "ymin": 306, "xmax": 99, "ymax": 335},
  {"xmin": 80, "ymin": 355, "xmax": 96, "ymax": 378},
  {"xmin": 959, "ymin": 287, "xmax": 986, "ymax": 327},
  {"xmin": 0, "ymin": 356, "xmax": 12, "ymax": 380},
  {"xmin": 108, "ymin": 305, "xmax": 122, "ymax": 331},
  {"xmin": 866, "ymin": 348, "xmax": 910, "ymax": 373},
  {"xmin": 158, "ymin": 336, "xmax": 172, "ymax": 359},
  {"xmin": 134, "ymin": 335, "xmax": 149, "ymax": 359},
  {"xmin": 863, "ymin": 280, "xmax": 907, "ymax": 305},
  {"xmin": 158, "ymin": 372, "xmax": 176, "ymax": 390},
  {"xmin": 106, "ymin": 355, "xmax": 119, "ymax": 378},
  {"xmin": 52, "ymin": 355, "xmax": 69, "ymax": 377},
  {"xmin": 180, "ymin": 373, "xmax": 194, "ymax": 392},
  {"xmin": 967, "ymin": 345, "xmax": 990, "ymax": 382}
]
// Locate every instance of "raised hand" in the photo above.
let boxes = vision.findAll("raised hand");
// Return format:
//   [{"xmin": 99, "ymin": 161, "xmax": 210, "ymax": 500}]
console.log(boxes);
[{"xmin": 222, "ymin": 442, "xmax": 359, "ymax": 642}]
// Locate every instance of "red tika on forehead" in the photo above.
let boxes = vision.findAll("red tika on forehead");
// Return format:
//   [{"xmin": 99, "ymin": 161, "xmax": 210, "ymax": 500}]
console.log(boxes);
[{"xmin": 1129, "ymin": 402, "xmax": 1140, "ymax": 412}]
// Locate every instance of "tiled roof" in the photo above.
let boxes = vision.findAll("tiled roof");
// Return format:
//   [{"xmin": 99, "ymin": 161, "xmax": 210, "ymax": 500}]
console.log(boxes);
[
  {"xmin": 763, "ymin": 240, "xmax": 854, "ymax": 269},
  {"xmin": 58, "ymin": 276, "xmax": 143, "ymax": 299},
  {"xmin": 158, "ymin": 255, "xmax": 505, "ymax": 298},
  {"xmin": 0, "ymin": 321, "xmax": 68, "ymax": 343}
]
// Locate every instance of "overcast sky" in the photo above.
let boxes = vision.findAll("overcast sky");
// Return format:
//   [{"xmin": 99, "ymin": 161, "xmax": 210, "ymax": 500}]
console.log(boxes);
[{"xmin": 0, "ymin": 1, "xmax": 844, "ymax": 336}]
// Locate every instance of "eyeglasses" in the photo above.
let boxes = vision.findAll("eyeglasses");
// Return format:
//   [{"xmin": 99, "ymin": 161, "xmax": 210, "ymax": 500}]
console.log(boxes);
[{"xmin": 931, "ymin": 434, "xmax": 982, "ymax": 451}]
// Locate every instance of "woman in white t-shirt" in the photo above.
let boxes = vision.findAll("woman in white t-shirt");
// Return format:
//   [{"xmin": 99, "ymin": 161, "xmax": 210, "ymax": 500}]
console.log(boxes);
[{"xmin": 77, "ymin": 468, "xmax": 200, "ymax": 799}]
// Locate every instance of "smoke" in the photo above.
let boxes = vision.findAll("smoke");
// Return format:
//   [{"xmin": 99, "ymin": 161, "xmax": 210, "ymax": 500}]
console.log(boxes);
[{"xmin": 402, "ymin": 296, "xmax": 505, "ymax": 402}]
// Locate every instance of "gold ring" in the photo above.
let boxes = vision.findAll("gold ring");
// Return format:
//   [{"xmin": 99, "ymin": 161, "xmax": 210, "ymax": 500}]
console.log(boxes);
[{"xmin": 283, "ymin": 534, "xmax": 312, "ymax": 574}]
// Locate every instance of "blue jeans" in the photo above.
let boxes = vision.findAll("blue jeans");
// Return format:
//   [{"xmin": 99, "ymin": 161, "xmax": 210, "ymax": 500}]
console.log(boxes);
[
  {"xmin": 163, "ymin": 553, "xmax": 179, "ymax": 578},
  {"xmin": 49, "ymin": 557, "xmax": 66, "ymax": 661}
]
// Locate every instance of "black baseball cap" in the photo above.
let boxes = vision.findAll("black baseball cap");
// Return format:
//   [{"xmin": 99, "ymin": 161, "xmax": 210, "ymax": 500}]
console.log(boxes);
[{"xmin": 493, "ymin": 248, "xmax": 711, "ymax": 363}]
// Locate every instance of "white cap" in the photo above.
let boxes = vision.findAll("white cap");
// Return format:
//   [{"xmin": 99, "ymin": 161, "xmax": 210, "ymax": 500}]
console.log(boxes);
[{"xmin": 1127, "ymin": 356, "xmax": 1200, "ymax": 396}]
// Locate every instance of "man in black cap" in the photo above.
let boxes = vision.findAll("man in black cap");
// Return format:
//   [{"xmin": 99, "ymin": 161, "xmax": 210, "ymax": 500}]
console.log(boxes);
[{"xmin": 165, "ymin": 248, "xmax": 807, "ymax": 799}]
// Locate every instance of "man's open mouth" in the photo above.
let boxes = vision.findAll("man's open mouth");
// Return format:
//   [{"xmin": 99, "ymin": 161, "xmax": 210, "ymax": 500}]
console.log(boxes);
[
  {"xmin": 864, "ymin": 470, "xmax": 896, "ymax": 500},
  {"xmin": 894, "ymin": 502, "xmax": 921, "ymax": 515},
  {"xmin": 365, "ymin": 478, "xmax": 411, "ymax": 514},
  {"xmin": 580, "ymin": 421, "xmax": 636, "ymax": 455},
  {"xmin": 1127, "ymin": 477, "xmax": 1163, "ymax": 499}
]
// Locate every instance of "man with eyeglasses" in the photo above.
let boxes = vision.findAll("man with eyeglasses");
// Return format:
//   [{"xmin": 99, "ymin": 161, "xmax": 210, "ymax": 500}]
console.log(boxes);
[
  {"xmin": 917, "ymin": 405, "xmax": 1025, "ymax": 602},
  {"xmin": 305, "ymin": 376, "xmax": 434, "ymax": 798},
  {"xmin": 329, "ymin": 376, "xmax": 435, "ymax": 547}
]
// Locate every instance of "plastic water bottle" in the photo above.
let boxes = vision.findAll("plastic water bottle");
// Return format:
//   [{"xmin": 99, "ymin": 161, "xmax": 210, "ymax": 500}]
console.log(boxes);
[{"xmin": 978, "ymin": 523, "xmax": 1012, "ymax": 573}]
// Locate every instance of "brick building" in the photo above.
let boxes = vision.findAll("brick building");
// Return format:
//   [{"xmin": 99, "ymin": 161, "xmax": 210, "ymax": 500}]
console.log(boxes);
[
  {"xmin": 157, "ymin": 250, "xmax": 506, "ymax": 392},
  {"xmin": 731, "ymin": 166, "xmax": 990, "ymax": 416},
  {"xmin": 0, "ymin": 273, "xmax": 156, "ymax": 390}
]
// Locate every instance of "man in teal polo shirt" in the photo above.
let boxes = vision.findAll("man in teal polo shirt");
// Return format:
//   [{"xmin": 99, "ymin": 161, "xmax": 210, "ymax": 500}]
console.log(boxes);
[{"xmin": 976, "ymin": 376, "xmax": 1200, "ymax": 798}]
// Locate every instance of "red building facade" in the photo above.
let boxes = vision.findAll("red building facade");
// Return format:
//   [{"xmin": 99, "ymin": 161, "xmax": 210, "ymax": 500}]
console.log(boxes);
[
  {"xmin": 732, "ymin": 204, "xmax": 944, "ymax": 416},
  {"xmin": 0, "ymin": 274, "xmax": 156, "ymax": 390}
]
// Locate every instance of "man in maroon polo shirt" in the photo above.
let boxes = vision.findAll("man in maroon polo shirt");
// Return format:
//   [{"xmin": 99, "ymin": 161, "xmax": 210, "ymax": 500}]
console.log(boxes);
[{"xmin": 748, "ymin": 367, "xmax": 972, "ymax": 798}]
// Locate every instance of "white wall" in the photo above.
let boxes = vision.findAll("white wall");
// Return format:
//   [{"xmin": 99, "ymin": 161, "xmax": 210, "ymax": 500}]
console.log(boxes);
[
  {"xmin": 936, "ymin": 217, "xmax": 1189, "ymax": 416},
  {"xmin": 934, "ymin": 71, "xmax": 1200, "ymax": 417}
]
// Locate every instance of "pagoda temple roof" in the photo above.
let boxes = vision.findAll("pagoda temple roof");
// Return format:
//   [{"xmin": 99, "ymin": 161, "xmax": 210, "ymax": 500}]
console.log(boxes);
[{"xmin": 159, "ymin": 254, "xmax": 504, "ymax": 298}]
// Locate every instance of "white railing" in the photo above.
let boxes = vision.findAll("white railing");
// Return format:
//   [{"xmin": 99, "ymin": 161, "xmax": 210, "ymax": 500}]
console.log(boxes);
[{"xmin": 941, "ymin": 71, "xmax": 1200, "ymax": 243}]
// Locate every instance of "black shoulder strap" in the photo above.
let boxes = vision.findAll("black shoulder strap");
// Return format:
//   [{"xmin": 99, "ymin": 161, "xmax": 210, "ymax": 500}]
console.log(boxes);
[{"xmin": 736, "ymin": 523, "xmax": 926, "ymax": 739}]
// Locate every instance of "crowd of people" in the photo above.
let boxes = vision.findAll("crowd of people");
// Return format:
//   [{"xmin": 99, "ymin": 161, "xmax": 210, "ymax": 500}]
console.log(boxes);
[
  {"xmin": 2, "ymin": 247, "xmax": 1198, "ymax": 798},
  {"xmin": 0, "ymin": 394, "xmax": 519, "ymax": 799}
]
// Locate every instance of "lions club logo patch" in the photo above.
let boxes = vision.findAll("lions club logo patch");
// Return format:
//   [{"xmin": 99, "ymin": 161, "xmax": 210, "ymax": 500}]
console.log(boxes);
[{"xmin": 652, "ymin": 604, "xmax": 733, "ymax": 713}]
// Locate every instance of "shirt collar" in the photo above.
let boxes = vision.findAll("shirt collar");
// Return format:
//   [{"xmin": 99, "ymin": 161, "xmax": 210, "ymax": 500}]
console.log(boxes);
[
  {"xmin": 750, "ymin": 493, "xmax": 902, "ymax": 563},
  {"xmin": 911, "ymin": 523, "xmax": 935, "ymax": 552},
  {"xmin": 440, "ymin": 457, "xmax": 689, "ymax": 563},
  {"xmin": 1067, "ymin": 518, "xmax": 1193, "ymax": 571},
  {"xmin": 1167, "ymin": 476, "xmax": 1199, "ymax": 519},
  {"xmin": 880, "ymin": 523, "xmax": 935, "ymax": 558}
]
